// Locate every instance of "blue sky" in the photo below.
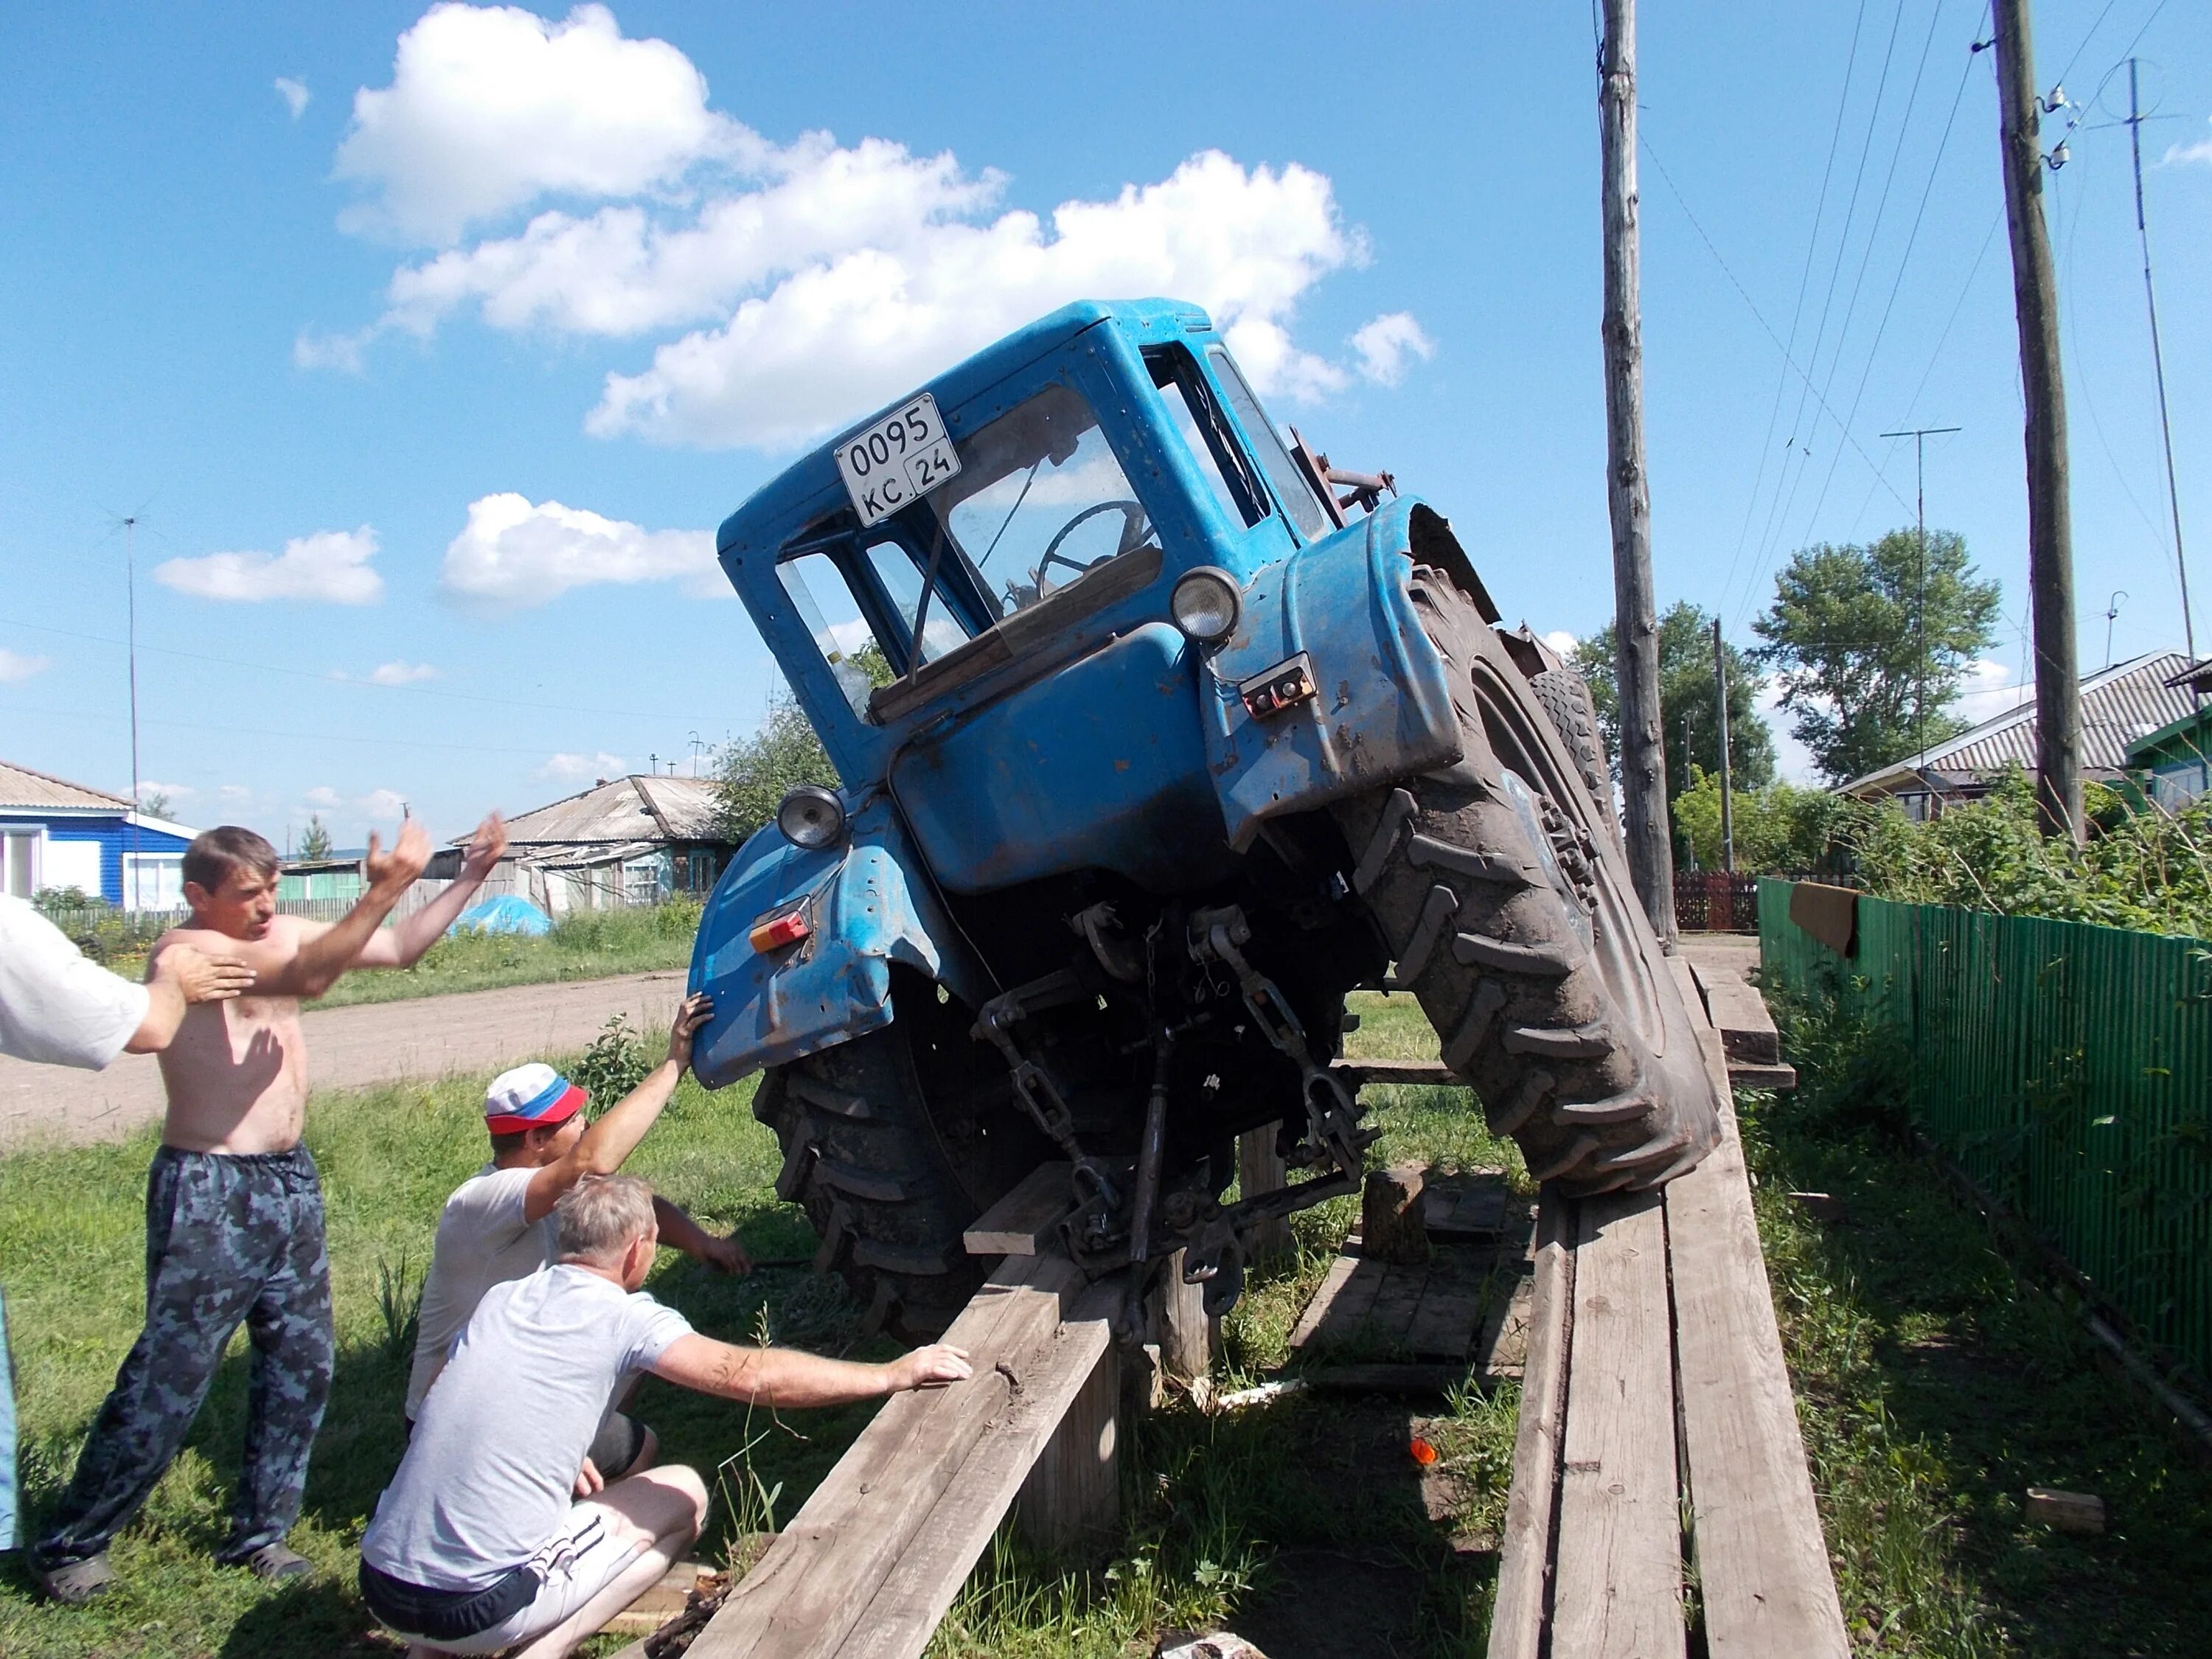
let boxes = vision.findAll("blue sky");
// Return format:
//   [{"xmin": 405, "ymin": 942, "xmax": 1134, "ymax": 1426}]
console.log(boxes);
[{"xmin": 2, "ymin": 1, "xmax": 2206, "ymax": 847}]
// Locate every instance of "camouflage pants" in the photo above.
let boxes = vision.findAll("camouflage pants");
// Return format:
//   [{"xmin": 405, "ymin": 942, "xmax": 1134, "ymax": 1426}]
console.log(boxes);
[{"xmin": 32, "ymin": 1146, "xmax": 333, "ymax": 1568}]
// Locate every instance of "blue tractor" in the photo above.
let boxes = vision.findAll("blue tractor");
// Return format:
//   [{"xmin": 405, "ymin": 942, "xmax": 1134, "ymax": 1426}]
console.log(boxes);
[{"xmin": 689, "ymin": 299, "xmax": 1719, "ymax": 1336}]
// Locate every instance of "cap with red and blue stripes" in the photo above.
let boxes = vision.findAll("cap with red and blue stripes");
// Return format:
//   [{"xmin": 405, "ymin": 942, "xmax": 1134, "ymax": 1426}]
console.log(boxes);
[{"xmin": 484, "ymin": 1062, "xmax": 589, "ymax": 1135}]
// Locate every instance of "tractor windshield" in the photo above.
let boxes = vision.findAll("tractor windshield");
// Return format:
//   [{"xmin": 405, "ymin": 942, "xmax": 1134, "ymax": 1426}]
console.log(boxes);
[{"xmin": 925, "ymin": 383, "xmax": 1154, "ymax": 618}]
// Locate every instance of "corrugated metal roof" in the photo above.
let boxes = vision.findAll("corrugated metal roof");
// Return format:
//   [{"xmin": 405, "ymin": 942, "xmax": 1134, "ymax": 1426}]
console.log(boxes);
[
  {"xmin": 0, "ymin": 759, "xmax": 131, "ymax": 811},
  {"xmin": 1843, "ymin": 652, "xmax": 2197, "ymax": 795},
  {"xmin": 495, "ymin": 775, "xmax": 726, "ymax": 847}
]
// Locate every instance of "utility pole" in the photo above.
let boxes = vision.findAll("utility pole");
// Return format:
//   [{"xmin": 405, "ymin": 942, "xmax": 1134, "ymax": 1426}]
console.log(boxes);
[
  {"xmin": 1711, "ymin": 618, "xmax": 1734, "ymax": 874},
  {"xmin": 2126, "ymin": 58, "xmax": 2197, "ymax": 665},
  {"xmin": 2105, "ymin": 590, "xmax": 2127, "ymax": 669},
  {"xmin": 1993, "ymin": 0, "xmax": 2081, "ymax": 843},
  {"xmin": 1598, "ymin": 0, "xmax": 1675, "ymax": 942},
  {"xmin": 1880, "ymin": 425, "xmax": 1961, "ymax": 763},
  {"xmin": 123, "ymin": 515, "xmax": 142, "ymax": 908}
]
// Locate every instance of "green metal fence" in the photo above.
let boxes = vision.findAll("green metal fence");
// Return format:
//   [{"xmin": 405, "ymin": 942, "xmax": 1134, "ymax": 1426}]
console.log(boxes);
[{"xmin": 1759, "ymin": 877, "xmax": 2212, "ymax": 1380}]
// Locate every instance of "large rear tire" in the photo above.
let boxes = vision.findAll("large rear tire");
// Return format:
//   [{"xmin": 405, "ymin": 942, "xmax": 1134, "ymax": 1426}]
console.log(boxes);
[
  {"xmin": 1333, "ymin": 567, "xmax": 1719, "ymax": 1194},
  {"xmin": 753, "ymin": 973, "xmax": 1048, "ymax": 1340}
]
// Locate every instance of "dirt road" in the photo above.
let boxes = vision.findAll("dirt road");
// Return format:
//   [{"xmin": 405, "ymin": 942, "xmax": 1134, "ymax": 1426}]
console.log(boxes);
[{"xmin": 0, "ymin": 971, "xmax": 691, "ymax": 1150}]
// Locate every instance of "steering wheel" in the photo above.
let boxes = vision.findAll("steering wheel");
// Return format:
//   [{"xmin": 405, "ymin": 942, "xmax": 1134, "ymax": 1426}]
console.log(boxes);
[{"xmin": 1034, "ymin": 499, "xmax": 1152, "ymax": 591}]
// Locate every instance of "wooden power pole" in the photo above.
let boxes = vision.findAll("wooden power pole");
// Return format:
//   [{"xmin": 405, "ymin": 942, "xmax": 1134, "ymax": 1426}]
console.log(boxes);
[
  {"xmin": 1712, "ymin": 618, "xmax": 1734, "ymax": 874},
  {"xmin": 1993, "ymin": 0, "xmax": 2081, "ymax": 843},
  {"xmin": 1599, "ymin": 0, "xmax": 1676, "ymax": 943}
]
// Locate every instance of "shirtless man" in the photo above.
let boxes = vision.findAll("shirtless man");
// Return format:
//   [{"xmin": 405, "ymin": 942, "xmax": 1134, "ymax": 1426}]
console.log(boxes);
[{"xmin": 32, "ymin": 813, "xmax": 508, "ymax": 1603}]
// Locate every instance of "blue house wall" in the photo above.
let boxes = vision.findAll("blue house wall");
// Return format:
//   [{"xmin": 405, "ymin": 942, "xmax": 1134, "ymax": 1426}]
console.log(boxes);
[{"xmin": 0, "ymin": 812, "xmax": 192, "ymax": 904}]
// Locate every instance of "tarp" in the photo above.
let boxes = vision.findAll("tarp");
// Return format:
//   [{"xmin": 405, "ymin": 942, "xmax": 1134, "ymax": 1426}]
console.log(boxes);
[{"xmin": 450, "ymin": 895, "xmax": 552, "ymax": 936}]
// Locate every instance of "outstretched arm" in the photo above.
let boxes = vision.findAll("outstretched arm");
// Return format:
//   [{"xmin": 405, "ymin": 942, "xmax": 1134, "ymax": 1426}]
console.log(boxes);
[
  {"xmin": 524, "ymin": 995, "xmax": 714, "ymax": 1222},
  {"xmin": 252, "ymin": 820, "xmax": 433, "ymax": 999},
  {"xmin": 651, "ymin": 1334, "xmax": 972, "ymax": 1408},
  {"xmin": 354, "ymin": 814, "xmax": 508, "ymax": 969}
]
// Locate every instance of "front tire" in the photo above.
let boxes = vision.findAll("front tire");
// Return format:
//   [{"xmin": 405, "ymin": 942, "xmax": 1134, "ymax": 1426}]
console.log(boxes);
[{"xmin": 1333, "ymin": 567, "xmax": 1719, "ymax": 1194}]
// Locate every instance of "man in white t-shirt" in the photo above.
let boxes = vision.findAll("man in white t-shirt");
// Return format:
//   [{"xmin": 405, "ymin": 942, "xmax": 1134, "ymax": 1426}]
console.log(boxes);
[
  {"xmin": 361, "ymin": 1175, "xmax": 971, "ymax": 1658},
  {"xmin": 405, "ymin": 993, "xmax": 746, "ymax": 1481},
  {"xmin": 0, "ymin": 894, "xmax": 253, "ymax": 1552}
]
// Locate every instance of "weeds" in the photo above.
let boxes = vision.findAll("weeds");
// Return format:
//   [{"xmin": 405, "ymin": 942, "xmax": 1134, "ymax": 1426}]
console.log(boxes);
[
  {"xmin": 571, "ymin": 1012, "xmax": 655, "ymax": 1103},
  {"xmin": 374, "ymin": 1252, "xmax": 423, "ymax": 1366}
]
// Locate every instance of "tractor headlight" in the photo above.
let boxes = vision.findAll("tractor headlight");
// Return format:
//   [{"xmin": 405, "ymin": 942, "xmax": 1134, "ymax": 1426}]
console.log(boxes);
[
  {"xmin": 1170, "ymin": 566, "xmax": 1242, "ymax": 644},
  {"xmin": 776, "ymin": 785, "xmax": 847, "ymax": 851}
]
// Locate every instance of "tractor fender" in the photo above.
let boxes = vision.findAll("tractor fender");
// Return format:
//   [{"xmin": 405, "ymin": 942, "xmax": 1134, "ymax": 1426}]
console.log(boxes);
[
  {"xmin": 1203, "ymin": 498, "xmax": 1494, "ymax": 850},
  {"xmin": 686, "ymin": 793, "xmax": 988, "ymax": 1088}
]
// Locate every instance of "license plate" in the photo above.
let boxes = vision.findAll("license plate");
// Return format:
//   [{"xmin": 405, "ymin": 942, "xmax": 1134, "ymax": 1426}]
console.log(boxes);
[{"xmin": 835, "ymin": 394, "xmax": 961, "ymax": 528}]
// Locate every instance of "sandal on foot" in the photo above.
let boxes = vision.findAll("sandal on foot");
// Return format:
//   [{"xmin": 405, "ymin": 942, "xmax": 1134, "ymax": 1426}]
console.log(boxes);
[
  {"xmin": 240, "ymin": 1543, "xmax": 313, "ymax": 1582},
  {"xmin": 35, "ymin": 1551, "xmax": 116, "ymax": 1604}
]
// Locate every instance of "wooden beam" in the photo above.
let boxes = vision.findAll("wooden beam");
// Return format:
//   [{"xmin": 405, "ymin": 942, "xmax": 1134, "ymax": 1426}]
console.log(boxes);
[
  {"xmin": 1153, "ymin": 1249, "xmax": 1216, "ymax": 1381},
  {"xmin": 688, "ymin": 1254, "xmax": 1085, "ymax": 1659},
  {"xmin": 833, "ymin": 1318, "xmax": 1118, "ymax": 1659},
  {"xmin": 1237, "ymin": 1125, "xmax": 1293, "ymax": 1262},
  {"xmin": 1487, "ymin": 1194, "xmax": 1575, "ymax": 1659},
  {"xmin": 1015, "ymin": 1338, "xmax": 1120, "ymax": 1557},
  {"xmin": 1551, "ymin": 1189, "xmax": 1684, "ymax": 1659},
  {"xmin": 1667, "ymin": 992, "xmax": 1849, "ymax": 1656},
  {"xmin": 962, "ymin": 1161, "xmax": 1075, "ymax": 1257}
]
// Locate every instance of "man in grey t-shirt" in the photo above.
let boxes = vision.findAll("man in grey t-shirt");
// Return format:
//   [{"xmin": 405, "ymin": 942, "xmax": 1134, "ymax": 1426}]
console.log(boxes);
[
  {"xmin": 405, "ymin": 994, "xmax": 745, "ymax": 1469},
  {"xmin": 361, "ymin": 1176, "xmax": 970, "ymax": 1658}
]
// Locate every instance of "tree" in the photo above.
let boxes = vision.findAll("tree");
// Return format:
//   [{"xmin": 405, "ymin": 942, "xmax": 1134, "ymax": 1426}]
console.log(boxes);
[
  {"xmin": 139, "ymin": 790, "xmax": 172, "ymax": 820},
  {"xmin": 1571, "ymin": 601, "xmax": 1776, "ymax": 812},
  {"xmin": 1671, "ymin": 769, "xmax": 1844, "ymax": 876},
  {"xmin": 298, "ymin": 815, "xmax": 333, "ymax": 860},
  {"xmin": 1750, "ymin": 528, "xmax": 2002, "ymax": 786},
  {"xmin": 712, "ymin": 689, "xmax": 842, "ymax": 843}
]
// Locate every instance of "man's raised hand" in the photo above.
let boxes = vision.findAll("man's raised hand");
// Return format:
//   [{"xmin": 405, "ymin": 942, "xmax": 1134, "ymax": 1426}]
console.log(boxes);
[
  {"xmin": 888, "ymin": 1344, "xmax": 973, "ymax": 1392},
  {"xmin": 459, "ymin": 813, "xmax": 509, "ymax": 880},
  {"xmin": 157, "ymin": 944, "xmax": 256, "ymax": 1004},
  {"xmin": 666, "ymin": 992, "xmax": 714, "ymax": 1071},
  {"xmin": 364, "ymin": 817, "xmax": 432, "ymax": 894}
]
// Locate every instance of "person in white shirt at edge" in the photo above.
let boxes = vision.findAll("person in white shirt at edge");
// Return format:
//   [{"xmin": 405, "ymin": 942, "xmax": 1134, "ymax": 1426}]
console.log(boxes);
[
  {"xmin": 0, "ymin": 893, "xmax": 255, "ymax": 1556},
  {"xmin": 404, "ymin": 991, "xmax": 748, "ymax": 1487},
  {"xmin": 29, "ymin": 813, "xmax": 508, "ymax": 1606},
  {"xmin": 361, "ymin": 1175, "xmax": 973, "ymax": 1658}
]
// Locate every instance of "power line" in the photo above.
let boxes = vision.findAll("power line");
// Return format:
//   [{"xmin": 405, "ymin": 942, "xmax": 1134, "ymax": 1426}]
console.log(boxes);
[
  {"xmin": 1795, "ymin": 7, "xmax": 1979, "ymax": 546},
  {"xmin": 2126, "ymin": 54, "xmax": 2197, "ymax": 661},
  {"xmin": 1718, "ymin": 0, "xmax": 1871, "ymax": 622}
]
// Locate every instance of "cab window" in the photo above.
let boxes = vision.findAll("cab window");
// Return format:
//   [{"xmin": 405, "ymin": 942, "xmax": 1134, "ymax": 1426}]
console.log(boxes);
[
  {"xmin": 925, "ymin": 383, "xmax": 1156, "ymax": 617},
  {"xmin": 1144, "ymin": 345, "xmax": 1268, "ymax": 529},
  {"xmin": 1206, "ymin": 346, "xmax": 1335, "ymax": 540}
]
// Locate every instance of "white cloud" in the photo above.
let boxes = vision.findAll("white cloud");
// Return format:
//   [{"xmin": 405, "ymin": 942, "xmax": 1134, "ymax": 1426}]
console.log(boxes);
[
  {"xmin": 218, "ymin": 784, "xmax": 254, "ymax": 803},
  {"xmin": 539, "ymin": 750, "xmax": 627, "ymax": 780},
  {"xmin": 360, "ymin": 787, "xmax": 411, "ymax": 819},
  {"xmin": 304, "ymin": 785, "xmax": 344, "ymax": 809},
  {"xmin": 368, "ymin": 660, "xmax": 440, "ymax": 685},
  {"xmin": 275, "ymin": 77, "xmax": 310, "ymax": 119},
  {"xmin": 137, "ymin": 781, "xmax": 194, "ymax": 801},
  {"xmin": 312, "ymin": 9, "xmax": 1411, "ymax": 449},
  {"xmin": 0, "ymin": 647, "xmax": 52, "ymax": 683},
  {"xmin": 293, "ymin": 327, "xmax": 371, "ymax": 372},
  {"xmin": 1952, "ymin": 657, "xmax": 2031, "ymax": 727},
  {"xmin": 2162, "ymin": 119, "xmax": 2212, "ymax": 167},
  {"xmin": 585, "ymin": 150, "xmax": 1362, "ymax": 448},
  {"xmin": 154, "ymin": 527, "xmax": 383, "ymax": 605},
  {"xmin": 333, "ymin": 1, "xmax": 751, "ymax": 245},
  {"xmin": 1542, "ymin": 630, "xmax": 1579, "ymax": 658},
  {"xmin": 1349, "ymin": 311, "xmax": 1436, "ymax": 386},
  {"xmin": 439, "ymin": 492, "xmax": 717, "ymax": 608}
]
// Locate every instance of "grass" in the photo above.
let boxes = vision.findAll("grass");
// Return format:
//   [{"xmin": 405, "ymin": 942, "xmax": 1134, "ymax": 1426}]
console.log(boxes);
[
  {"xmin": 1745, "ymin": 987, "xmax": 2212, "ymax": 1656},
  {"xmin": 0, "ymin": 987, "xmax": 1526, "ymax": 1658}
]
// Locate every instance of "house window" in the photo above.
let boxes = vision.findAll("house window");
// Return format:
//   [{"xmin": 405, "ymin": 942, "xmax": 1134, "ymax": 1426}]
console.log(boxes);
[
  {"xmin": 122, "ymin": 854, "xmax": 184, "ymax": 911},
  {"xmin": 2, "ymin": 831, "xmax": 38, "ymax": 899}
]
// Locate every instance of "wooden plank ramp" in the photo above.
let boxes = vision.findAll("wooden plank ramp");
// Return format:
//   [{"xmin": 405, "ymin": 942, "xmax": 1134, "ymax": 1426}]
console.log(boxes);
[
  {"xmin": 1487, "ymin": 957, "xmax": 1846, "ymax": 1659},
  {"xmin": 686, "ymin": 1253, "xmax": 1121, "ymax": 1659}
]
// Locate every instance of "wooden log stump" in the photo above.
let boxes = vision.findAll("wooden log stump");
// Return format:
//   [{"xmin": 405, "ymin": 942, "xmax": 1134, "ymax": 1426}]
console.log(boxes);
[
  {"xmin": 1153, "ymin": 1248, "xmax": 1217, "ymax": 1382},
  {"xmin": 1363, "ymin": 1165, "xmax": 1430, "ymax": 1265},
  {"xmin": 1237, "ymin": 1124, "xmax": 1293, "ymax": 1262},
  {"xmin": 1015, "ymin": 1343, "xmax": 1121, "ymax": 1556}
]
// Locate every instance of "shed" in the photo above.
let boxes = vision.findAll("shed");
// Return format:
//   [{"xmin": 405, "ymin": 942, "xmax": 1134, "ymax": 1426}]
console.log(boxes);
[
  {"xmin": 0, "ymin": 759, "xmax": 198, "ymax": 908},
  {"xmin": 2125, "ymin": 658, "xmax": 2212, "ymax": 810},
  {"xmin": 1838, "ymin": 652, "xmax": 2197, "ymax": 818},
  {"xmin": 437, "ymin": 773, "xmax": 736, "ymax": 915}
]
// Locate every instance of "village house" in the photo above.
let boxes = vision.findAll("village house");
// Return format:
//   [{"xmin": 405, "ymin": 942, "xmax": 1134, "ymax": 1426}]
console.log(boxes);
[
  {"xmin": 0, "ymin": 759, "xmax": 198, "ymax": 908},
  {"xmin": 1838, "ymin": 652, "xmax": 2198, "ymax": 818},
  {"xmin": 431, "ymin": 772, "xmax": 737, "ymax": 915}
]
